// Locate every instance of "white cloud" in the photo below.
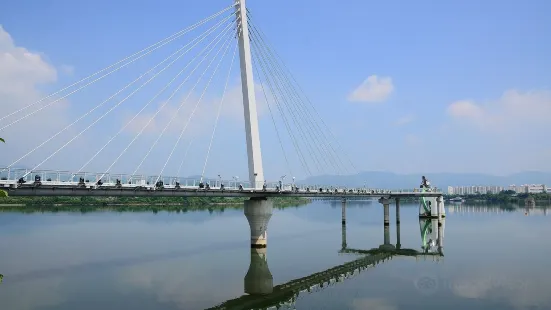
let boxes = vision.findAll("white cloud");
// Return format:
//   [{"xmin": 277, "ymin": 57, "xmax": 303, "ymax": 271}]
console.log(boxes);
[
  {"xmin": 395, "ymin": 114, "xmax": 415, "ymax": 126},
  {"xmin": 121, "ymin": 81, "xmax": 271, "ymax": 136},
  {"xmin": 451, "ymin": 271, "xmax": 551, "ymax": 309},
  {"xmin": 59, "ymin": 64, "xmax": 74, "ymax": 75},
  {"xmin": 404, "ymin": 133, "xmax": 422, "ymax": 146},
  {"xmin": 447, "ymin": 89, "xmax": 551, "ymax": 131},
  {"xmin": 348, "ymin": 75, "xmax": 394, "ymax": 103},
  {"xmin": 0, "ymin": 25, "xmax": 79, "ymax": 169},
  {"xmin": 0, "ymin": 28, "xmax": 57, "ymax": 95},
  {"xmin": 447, "ymin": 100, "xmax": 484, "ymax": 119}
]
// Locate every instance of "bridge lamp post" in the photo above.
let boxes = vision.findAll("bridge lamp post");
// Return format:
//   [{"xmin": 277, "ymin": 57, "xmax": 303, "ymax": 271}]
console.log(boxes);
[{"xmin": 218, "ymin": 174, "xmax": 222, "ymax": 188}]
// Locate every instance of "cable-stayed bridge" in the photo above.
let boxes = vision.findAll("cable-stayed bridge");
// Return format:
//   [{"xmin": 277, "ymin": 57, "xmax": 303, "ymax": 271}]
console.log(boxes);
[
  {"xmin": 0, "ymin": 1, "xmax": 441, "ymax": 199},
  {"xmin": 0, "ymin": 0, "xmax": 445, "ymax": 248}
]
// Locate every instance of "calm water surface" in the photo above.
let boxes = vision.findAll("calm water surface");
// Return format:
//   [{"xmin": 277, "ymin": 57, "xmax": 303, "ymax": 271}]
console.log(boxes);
[{"xmin": 0, "ymin": 201, "xmax": 550, "ymax": 310}]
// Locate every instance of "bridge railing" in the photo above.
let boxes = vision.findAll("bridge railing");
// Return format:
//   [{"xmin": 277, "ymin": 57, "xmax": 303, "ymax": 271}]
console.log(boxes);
[{"xmin": 0, "ymin": 168, "xmax": 442, "ymax": 194}]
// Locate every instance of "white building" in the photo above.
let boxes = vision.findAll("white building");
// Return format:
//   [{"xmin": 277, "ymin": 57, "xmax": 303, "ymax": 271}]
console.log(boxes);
[
  {"xmin": 449, "ymin": 184, "xmax": 549, "ymax": 195},
  {"xmin": 527, "ymin": 184, "xmax": 546, "ymax": 194},
  {"xmin": 448, "ymin": 185, "xmax": 505, "ymax": 195},
  {"xmin": 508, "ymin": 184, "xmax": 548, "ymax": 194}
]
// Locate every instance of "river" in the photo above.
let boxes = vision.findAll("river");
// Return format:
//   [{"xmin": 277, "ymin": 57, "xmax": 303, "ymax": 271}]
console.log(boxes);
[{"xmin": 0, "ymin": 201, "xmax": 550, "ymax": 309}]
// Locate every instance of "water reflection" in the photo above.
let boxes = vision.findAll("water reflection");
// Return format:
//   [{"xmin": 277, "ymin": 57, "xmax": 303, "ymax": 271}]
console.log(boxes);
[
  {"xmin": 245, "ymin": 248, "xmax": 273, "ymax": 295},
  {"xmin": 209, "ymin": 217, "xmax": 445, "ymax": 309},
  {"xmin": 1, "ymin": 202, "xmax": 551, "ymax": 310},
  {"xmin": 448, "ymin": 204, "xmax": 548, "ymax": 216},
  {"xmin": 340, "ymin": 218, "xmax": 444, "ymax": 260}
]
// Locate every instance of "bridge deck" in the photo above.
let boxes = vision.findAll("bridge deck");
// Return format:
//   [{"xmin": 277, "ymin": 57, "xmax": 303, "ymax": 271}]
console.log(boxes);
[{"xmin": 2, "ymin": 185, "xmax": 443, "ymax": 198}]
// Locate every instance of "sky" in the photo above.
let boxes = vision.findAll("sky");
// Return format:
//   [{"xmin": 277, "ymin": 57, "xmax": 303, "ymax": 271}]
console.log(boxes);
[{"xmin": 0, "ymin": 0, "xmax": 550, "ymax": 182}]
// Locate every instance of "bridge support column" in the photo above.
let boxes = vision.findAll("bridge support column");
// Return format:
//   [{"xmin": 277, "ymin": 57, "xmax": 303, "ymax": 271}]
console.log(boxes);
[
  {"xmin": 245, "ymin": 248, "xmax": 273, "ymax": 295},
  {"xmin": 341, "ymin": 198, "xmax": 346, "ymax": 225},
  {"xmin": 235, "ymin": 0, "xmax": 265, "ymax": 189},
  {"xmin": 436, "ymin": 195, "xmax": 445, "ymax": 218},
  {"xmin": 379, "ymin": 197, "xmax": 391, "ymax": 226},
  {"xmin": 384, "ymin": 224, "xmax": 391, "ymax": 246},
  {"xmin": 378, "ymin": 223, "xmax": 395, "ymax": 251},
  {"xmin": 244, "ymin": 198, "xmax": 273, "ymax": 248},
  {"xmin": 395, "ymin": 198, "xmax": 401, "ymax": 225}
]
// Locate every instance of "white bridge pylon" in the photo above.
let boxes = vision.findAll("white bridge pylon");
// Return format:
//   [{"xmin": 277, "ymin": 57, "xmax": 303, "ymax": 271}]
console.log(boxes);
[
  {"xmin": 1, "ymin": 0, "xmax": 374, "ymax": 194},
  {"xmin": 235, "ymin": 0, "xmax": 265, "ymax": 190}
]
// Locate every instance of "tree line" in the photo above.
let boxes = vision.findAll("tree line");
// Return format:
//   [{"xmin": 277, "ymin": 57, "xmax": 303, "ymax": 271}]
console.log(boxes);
[{"xmin": 446, "ymin": 190, "xmax": 551, "ymax": 203}]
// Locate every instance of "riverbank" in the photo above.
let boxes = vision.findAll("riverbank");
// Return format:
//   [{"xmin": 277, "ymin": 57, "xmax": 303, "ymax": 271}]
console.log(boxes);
[
  {"xmin": 445, "ymin": 192, "xmax": 551, "ymax": 205},
  {"xmin": 0, "ymin": 196, "xmax": 311, "ymax": 213}
]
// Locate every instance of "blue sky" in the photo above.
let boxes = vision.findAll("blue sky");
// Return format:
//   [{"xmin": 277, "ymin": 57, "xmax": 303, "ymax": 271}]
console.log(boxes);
[{"xmin": 0, "ymin": 0, "xmax": 550, "ymax": 182}]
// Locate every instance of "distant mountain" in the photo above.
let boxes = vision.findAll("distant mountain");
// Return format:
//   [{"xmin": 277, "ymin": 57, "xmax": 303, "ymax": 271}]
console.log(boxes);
[{"xmin": 300, "ymin": 171, "xmax": 551, "ymax": 189}]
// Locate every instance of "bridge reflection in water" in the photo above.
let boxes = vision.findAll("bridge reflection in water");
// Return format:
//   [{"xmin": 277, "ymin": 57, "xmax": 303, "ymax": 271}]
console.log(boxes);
[{"xmin": 206, "ymin": 217, "xmax": 445, "ymax": 310}]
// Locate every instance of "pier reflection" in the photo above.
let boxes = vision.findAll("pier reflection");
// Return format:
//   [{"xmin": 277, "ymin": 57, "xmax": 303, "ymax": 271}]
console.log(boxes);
[
  {"xmin": 244, "ymin": 248, "xmax": 273, "ymax": 295},
  {"xmin": 207, "ymin": 218, "xmax": 445, "ymax": 310},
  {"xmin": 339, "ymin": 218, "xmax": 444, "ymax": 259}
]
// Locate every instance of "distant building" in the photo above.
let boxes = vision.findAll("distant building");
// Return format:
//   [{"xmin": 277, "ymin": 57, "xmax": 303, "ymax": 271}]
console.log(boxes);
[
  {"xmin": 527, "ymin": 184, "xmax": 546, "ymax": 194},
  {"xmin": 448, "ymin": 185, "xmax": 504, "ymax": 195},
  {"xmin": 508, "ymin": 184, "xmax": 548, "ymax": 194},
  {"xmin": 448, "ymin": 184, "xmax": 549, "ymax": 195}
]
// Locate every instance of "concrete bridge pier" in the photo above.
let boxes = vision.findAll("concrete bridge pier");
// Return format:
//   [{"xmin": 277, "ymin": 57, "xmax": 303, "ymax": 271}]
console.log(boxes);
[
  {"xmin": 244, "ymin": 198, "xmax": 273, "ymax": 248},
  {"xmin": 395, "ymin": 198, "xmax": 401, "ymax": 225},
  {"xmin": 341, "ymin": 198, "xmax": 346, "ymax": 225},
  {"xmin": 378, "ymin": 197, "xmax": 395, "ymax": 251},
  {"xmin": 379, "ymin": 223, "xmax": 395, "ymax": 251},
  {"xmin": 384, "ymin": 224, "xmax": 391, "ymax": 246},
  {"xmin": 378, "ymin": 197, "xmax": 391, "ymax": 226},
  {"xmin": 436, "ymin": 196, "xmax": 446, "ymax": 219},
  {"xmin": 395, "ymin": 198, "xmax": 401, "ymax": 249},
  {"xmin": 244, "ymin": 248, "xmax": 273, "ymax": 295}
]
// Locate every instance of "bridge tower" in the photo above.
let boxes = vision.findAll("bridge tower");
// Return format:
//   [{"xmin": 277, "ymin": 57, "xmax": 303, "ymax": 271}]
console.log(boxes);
[
  {"xmin": 235, "ymin": 0, "xmax": 264, "ymax": 190},
  {"xmin": 235, "ymin": 0, "xmax": 274, "ymax": 249}
]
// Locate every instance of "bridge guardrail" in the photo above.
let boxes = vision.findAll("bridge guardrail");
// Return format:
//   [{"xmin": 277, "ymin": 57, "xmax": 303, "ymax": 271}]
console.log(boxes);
[{"xmin": 0, "ymin": 167, "xmax": 442, "ymax": 194}]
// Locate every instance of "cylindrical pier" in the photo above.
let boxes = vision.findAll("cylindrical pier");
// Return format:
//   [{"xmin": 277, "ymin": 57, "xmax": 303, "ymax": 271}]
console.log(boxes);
[
  {"xmin": 384, "ymin": 224, "xmax": 391, "ymax": 245},
  {"xmin": 244, "ymin": 198, "xmax": 273, "ymax": 248},
  {"xmin": 379, "ymin": 197, "xmax": 390, "ymax": 226},
  {"xmin": 436, "ymin": 195, "xmax": 446, "ymax": 218},
  {"xmin": 341, "ymin": 198, "xmax": 346, "ymax": 225}
]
